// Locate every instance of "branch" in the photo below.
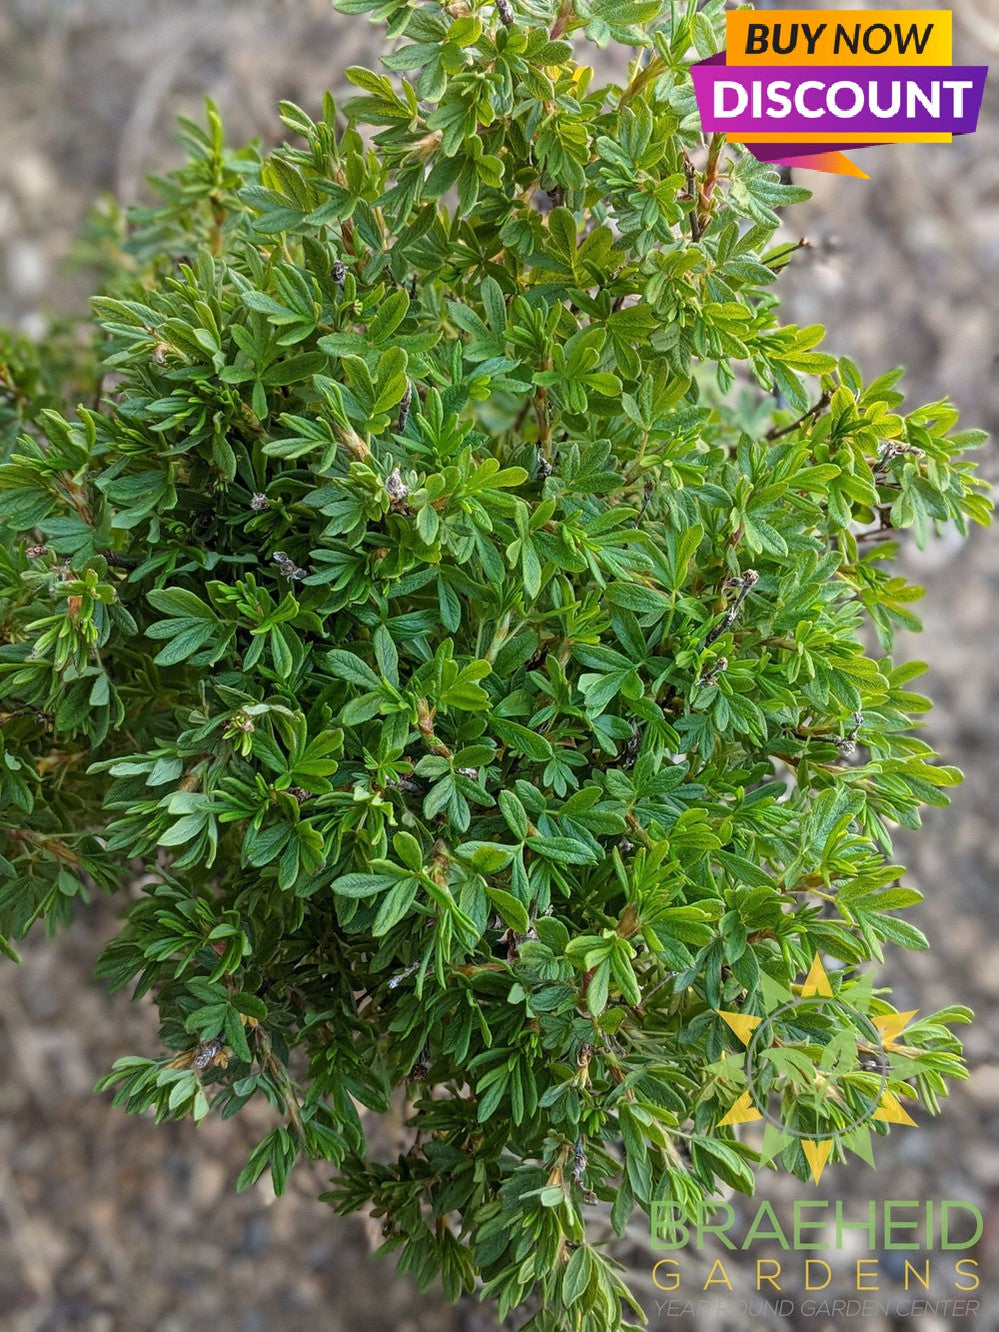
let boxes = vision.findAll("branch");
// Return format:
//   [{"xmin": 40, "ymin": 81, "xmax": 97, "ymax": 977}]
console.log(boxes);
[
  {"xmin": 704, "ymin": 570, "xmax": 759, "ymax": 647},
  {"xmin": 765, "ymin": 391, "xmax": 831, "ymax": 441}
]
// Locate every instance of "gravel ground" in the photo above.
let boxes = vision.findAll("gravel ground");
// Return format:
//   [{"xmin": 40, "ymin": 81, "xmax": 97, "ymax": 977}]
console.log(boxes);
[{"xmin": 0, "ymin": 2, "xmax": 997, "ymax": 1330}]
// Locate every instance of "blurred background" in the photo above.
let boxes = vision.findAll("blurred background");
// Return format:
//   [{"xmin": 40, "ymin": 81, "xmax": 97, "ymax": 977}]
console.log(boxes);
[{"xmin": 0, "ymin": 1, "xmax": 996, "ymax": 1329}]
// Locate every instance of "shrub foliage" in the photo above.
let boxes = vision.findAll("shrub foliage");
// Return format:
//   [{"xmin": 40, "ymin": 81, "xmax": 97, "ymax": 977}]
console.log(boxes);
[{"xmin": 0, "ymin": 0, "xmax": 990, "ymax": 1326}]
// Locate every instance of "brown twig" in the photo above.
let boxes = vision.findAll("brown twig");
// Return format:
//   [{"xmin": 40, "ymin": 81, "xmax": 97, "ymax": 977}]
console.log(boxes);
[
  {"xmin": 704, "ymin": 570, "xmax": 759, "ymax": 647},
  {"xmin": 765, "ymin": 237, "xmax": 812, "ymax": 271},
  {"xmin": 619, "ymin": 53, "xmax": 667, "ymax": 108},
  {"xmin": 765, "ymin": 391, "xmax": 831, "ymax": 441},
  {"xmin": 696, "ymin": 133, "xmax": 725, "ymax": 236},
  {"xmin": 549, "ymin": 0, "xmax": 574, "ymax": 40}
]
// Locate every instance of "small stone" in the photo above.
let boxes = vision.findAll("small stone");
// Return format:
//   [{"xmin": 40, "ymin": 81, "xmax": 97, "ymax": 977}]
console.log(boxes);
[
  {"xmin": 0, "ymin": 193, "xmax": 16, "ymax": 243},
  {"xmin": 5, "ymin": 239, "xmax": 49, "ymax": 300},
  {"xmin": 972, "ymin": 946, "xmax": 999, "ymax": 998},
  {"xmin": 966, "ymin": 1063, "xmax": 999, "ymax": 1104},
  {"xmin": 18, "ymin": 311, "xmax": 47, "ymax": 342},
  {"xmin": 9, "ymin": 153, "xmax": 56, "ymax": 207}
]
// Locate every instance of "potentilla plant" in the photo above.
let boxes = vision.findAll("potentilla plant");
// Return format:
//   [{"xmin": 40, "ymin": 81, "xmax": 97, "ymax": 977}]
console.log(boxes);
[{"xmin": 0, "ymin": 0, "xmax": 990, "ymax": 1326}]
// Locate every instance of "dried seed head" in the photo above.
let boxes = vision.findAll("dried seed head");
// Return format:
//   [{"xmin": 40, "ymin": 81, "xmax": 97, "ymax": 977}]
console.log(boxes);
[
  {"xmin": 387, "ymin": 961, "xmax": 420, "ymax": 990},
  {"xmin": 289, "ymin": 786, "xmax": 311, "ymax": 804},
  {"xmin": 193, "ymin": 1037, "xmax": 227, "ymax": 1071},
  {"xmin": 413, "ymin": 130, "xmax": 443, "ymax": 160},
  {"xmin": 273, "ymin": 550, "xmax": 308, "ymax": 579},
  {"xmin": 697, "ymin": 657, "xmax": 728, "ymax": 688},
  {"xmin": 332, "ymin": 260, "xmax": 347, "ymax": 287},
  {"xmin": 407, "ymin": 1042, "xmax": 432, "ymax": 1082},
  {"xmin": 397, "ymin": 382, "xmax": 412, "ymax": 434},
  {"xmin": 26, "ymin": 543, "xmax": 48, "ymax": 558},
  {"xmin": 839, "ymin": 713, "xmax": 864, "ymax": 758},
  {"xmin": 385, "ymin": 468, "xmax": 409, "ymax": 504},
  {"xmin": 250, "ymin": 493, "xmax": 270, "ymax": 511},
  {"xmin": 622, "ymin": 722, "xmax": 640, "ymax": 766}
]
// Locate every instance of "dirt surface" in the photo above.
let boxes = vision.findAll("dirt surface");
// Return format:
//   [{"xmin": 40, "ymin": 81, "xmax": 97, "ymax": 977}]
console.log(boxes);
[{"xmin": 1, "ymin": 3, "xmax": 998, "ymax": 1330}]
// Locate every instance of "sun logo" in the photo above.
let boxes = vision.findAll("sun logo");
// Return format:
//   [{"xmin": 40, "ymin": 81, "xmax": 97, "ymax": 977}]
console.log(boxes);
[{"xmin": 715, "ymin": 954, "xmax": 920, "ymax": 1184}]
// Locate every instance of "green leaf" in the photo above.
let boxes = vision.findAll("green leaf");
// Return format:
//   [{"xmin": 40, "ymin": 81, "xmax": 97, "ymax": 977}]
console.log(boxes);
[
  {"xmin": 493, "ymin": 720, "xmax": 554, "ymax": 762},
  {"xmin": 498, "ymin": 790, "xmax": 529, "ymax": 841},
  {"xmin": 325, "ymin": 650, "xmax": 381, "ymax": 689},
  {"xmin": 146, "ymin": 588, "xmax": 216, "ymax": 620},
  {"xmin": 330, "ymin": 873, "xmax": 396, "ymax": 898},
  {"xmin": 392, "ymin": 831, "xmax": 424, "ymax": 871},
  {"xmin": 486, "ymin": 887, "xmax": 529, "ymax": 934},
  {"xmin": 527, "ymin": 837, "xmax": 602, "ymax": 866},
  {"xmin": 605, "ymin": 582, "xmax": 671, "ymax": 616}
]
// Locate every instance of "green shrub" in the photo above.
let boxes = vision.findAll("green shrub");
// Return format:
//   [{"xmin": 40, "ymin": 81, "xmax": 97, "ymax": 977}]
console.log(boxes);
[{"xmin": 0, "ymin": 1, "xmax": 990, "ymax": 1326}]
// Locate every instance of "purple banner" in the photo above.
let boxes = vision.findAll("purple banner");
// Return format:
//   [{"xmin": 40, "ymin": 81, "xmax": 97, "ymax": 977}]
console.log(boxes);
[
  {"xmin": 748, "ymin": 141, "xmax": 889, "ymax": 162},
  {"xmin": 691, "ymin": 62, "xmax": 987, "ymax": 137}
]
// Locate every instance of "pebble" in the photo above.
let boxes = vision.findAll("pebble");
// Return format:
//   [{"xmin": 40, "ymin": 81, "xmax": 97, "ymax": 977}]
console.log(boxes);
[
  {"xmin": 0, "ymin": 193, "xmax": 16, "ymax": 242},
  {"xmin": 8, "ymin": 153, "xmax": 57, "ymax": 208},
  {"xmin": 968, "ymin": 1146, "xmax": 999, "ymax": 1186},
  {"xmin": 972, "ymin": 948, "xmax": 999, "ymax": 999},
  {"xmin": 18, "ymin": 310, "xmax": 48, "ymax": 341},
  {"xmin": 966, "ymin": 1064, "xmax": 999, "ymax": 1104},
  {"xmin": 4, "ymin": 238, "xmax": 49, "ymax": 301}
]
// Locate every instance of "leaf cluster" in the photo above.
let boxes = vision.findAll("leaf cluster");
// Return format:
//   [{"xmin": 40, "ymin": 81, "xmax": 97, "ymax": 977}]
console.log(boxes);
[{"xmin": 0, "ymin": 0, "xmax": 989, "ymax": 1326}]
